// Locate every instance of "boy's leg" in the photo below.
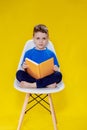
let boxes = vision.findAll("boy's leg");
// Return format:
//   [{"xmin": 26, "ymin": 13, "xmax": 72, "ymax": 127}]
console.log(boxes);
[
  {"xmin": 16, "ymin": 70, "xmax": 37, "ymax": 88},
  {"xmin": 16, "ymin": 70, "xmax": 62, "ymax": 88},
  {"xmin": 16, "ymin": 70, "xmax": 36, "ymax": 83},
  {"xmin": 36, "ymin": 71, "xmax": 62, "ymax": 88}
]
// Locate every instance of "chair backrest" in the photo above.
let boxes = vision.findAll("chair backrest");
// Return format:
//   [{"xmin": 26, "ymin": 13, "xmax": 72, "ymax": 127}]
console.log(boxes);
[
  {"xmin": 17, "ymin": 39, "xmax": 56, "ymax": 70},
  {"xmin": 14, "ymin": 39, "xmax": 64, "ymax": 93}
]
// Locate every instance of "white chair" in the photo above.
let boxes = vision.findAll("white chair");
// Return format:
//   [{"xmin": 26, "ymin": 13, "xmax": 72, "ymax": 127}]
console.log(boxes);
[{"xmin": 14, "ymin": 40, "xmax": 64, "ymax": 130}]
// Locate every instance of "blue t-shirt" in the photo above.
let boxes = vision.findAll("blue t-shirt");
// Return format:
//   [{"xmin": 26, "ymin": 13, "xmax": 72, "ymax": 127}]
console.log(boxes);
[{"xmin": 22, "ymin": 47, "xmax": 59, "ymax": 67}]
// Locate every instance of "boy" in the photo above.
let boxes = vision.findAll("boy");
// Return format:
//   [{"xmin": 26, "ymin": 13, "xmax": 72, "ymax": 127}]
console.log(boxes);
[{"xmin": 16, "ymin": 24, "xmax": 62, "ymax": 88}]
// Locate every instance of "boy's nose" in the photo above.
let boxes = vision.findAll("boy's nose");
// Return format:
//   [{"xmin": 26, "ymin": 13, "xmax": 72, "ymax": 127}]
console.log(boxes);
[{"xmin": 39, "ymin": 39, "xmax": 43, "ymax": 43}]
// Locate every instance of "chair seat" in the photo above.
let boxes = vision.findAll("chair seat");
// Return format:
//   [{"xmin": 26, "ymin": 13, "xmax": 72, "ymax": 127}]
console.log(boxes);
[{"xmin": 14, "ymin": 80, "xmax": 64, "ymax": 94}]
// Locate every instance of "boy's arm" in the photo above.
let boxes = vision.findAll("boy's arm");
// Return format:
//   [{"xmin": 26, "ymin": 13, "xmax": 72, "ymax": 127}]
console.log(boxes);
[{"xmin": 21, "ymin": 61, "xmax": 29, "ymax": 70}]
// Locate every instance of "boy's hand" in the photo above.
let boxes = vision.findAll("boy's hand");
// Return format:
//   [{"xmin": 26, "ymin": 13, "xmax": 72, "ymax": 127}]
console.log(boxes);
[
  {"xmin": 22, "ymin": 62, "xmax": 29, "ymax": 70},
  {"xmin": 53, "ymin": 65, "xmax": 60, "ymax": 72}
]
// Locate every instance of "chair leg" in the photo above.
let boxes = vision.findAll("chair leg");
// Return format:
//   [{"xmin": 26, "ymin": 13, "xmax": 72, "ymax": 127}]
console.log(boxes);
[
  {"xmin": 48, "ymin": 94, "xmax": 58, "ymax": 130},
  {"xmin": 17, "ymin": 93, "xmax": 30, "ymax": 130}
]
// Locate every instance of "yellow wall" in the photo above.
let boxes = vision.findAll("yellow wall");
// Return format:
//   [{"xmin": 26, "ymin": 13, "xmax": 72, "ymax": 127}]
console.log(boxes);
[{"xmin": 0, "ymin": 0, "xmax": 87, "ymax": 130}]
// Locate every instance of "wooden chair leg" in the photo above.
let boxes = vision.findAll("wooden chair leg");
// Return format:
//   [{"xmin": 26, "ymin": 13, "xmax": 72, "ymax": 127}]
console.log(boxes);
[
  {"xmin": 48, "ymin": 94, "xmax": 58, "ymax": 130},
  {"xmin": 17, "ymin": 93, "xmax": 30, "ymax": 130}
]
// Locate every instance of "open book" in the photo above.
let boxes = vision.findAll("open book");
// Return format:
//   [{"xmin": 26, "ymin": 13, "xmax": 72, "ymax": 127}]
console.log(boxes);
[{"xmin": 25, "ymin": 57, "xmax": 54, "ymax": 79}]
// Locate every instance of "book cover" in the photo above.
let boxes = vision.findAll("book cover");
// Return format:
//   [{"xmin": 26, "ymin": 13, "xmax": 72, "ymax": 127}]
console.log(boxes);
[{"xmin": 25, "ymin": 57, "xmax": 54, "ymax": 79}]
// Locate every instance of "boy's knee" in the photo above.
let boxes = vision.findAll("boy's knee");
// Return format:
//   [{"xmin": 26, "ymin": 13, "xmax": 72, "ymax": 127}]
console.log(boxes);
[
  {"xmin": 55, "ymin": 71, "xmax": 62, "ymax": 82},
  {"xmin": 16, "ymin": 70, "xmax": 23, "ymax": 81}
]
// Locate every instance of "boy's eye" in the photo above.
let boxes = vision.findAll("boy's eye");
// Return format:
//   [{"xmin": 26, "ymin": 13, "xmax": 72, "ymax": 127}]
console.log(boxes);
[
  {"xmin": 36, "ymin": 37, "xmax": 40, "ymax": 40},
  {"xmin": 43, "ymin": 37, "xmax": 46, "ymax": 40}
]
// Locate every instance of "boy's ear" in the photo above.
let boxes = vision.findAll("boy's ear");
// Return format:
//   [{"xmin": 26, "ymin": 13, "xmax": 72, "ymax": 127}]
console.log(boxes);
[
  {"xmin": 33, "ymin": 37, "xmax": 36, "ymax": 44},
  {"xmin": 33, "ymin": 36, "xmax": 34, "ymax": 40}
]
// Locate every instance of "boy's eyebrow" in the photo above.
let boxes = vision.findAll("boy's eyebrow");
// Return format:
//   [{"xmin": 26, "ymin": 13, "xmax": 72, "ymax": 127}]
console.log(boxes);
[
  {"xmin": 36, "ymin": 37, "xmax": 40, "ymax": 39},
  {"xmin": 43, "ymin": 37, "xmax": 46, "ymax": 39}
]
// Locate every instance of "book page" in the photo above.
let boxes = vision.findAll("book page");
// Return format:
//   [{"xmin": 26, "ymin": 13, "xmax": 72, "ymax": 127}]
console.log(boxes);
[
  {"xmin": 25, "ymin": 58, "xmax": 40, "ymax": 79},
  {"xmin": 39, "ymin": 58, "xmax": 54, "ymax": 78}
]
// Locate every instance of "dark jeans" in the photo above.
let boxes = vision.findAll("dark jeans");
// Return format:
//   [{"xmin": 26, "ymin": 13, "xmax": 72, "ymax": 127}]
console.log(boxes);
[{"xmin": 16, "ymin": 70, "xmax": 62, "ymax": 88}]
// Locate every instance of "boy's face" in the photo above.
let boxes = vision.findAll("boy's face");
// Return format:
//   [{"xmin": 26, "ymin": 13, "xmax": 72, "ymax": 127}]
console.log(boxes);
[{"xmin": 33, "ymin": 32, "xmax": 48, "ymax": 50}]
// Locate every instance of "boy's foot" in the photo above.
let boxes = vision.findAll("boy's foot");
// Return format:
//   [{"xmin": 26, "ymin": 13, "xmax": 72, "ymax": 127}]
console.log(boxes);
[
  {"xmin": 19, "ymin": 81, "xmax": 36, "ymax": 88},
  {"xmin": 46, "ymin": 83, "xmax": 57, "ymax": 88}
]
